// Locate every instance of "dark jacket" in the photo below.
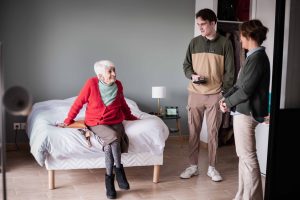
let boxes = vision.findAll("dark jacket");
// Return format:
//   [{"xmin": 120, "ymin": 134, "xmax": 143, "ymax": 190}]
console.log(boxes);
[{"xmin": 224, "ymin": 48, "xmax": 270, "ymax": 121}]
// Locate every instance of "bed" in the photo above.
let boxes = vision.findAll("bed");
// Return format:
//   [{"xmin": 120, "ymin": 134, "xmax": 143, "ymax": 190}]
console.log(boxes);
[{"xmin": 27, "ymin": 97, "xmax": 169, "ymax": 189}]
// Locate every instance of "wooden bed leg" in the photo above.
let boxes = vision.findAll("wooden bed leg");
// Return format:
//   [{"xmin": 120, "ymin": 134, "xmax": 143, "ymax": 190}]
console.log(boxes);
[
  {"xmin": 153, "ymin": 165, "xmax": 160, "ymax": 183},
  {"xmin": 48, "ymin": 170, "xmax": 55, "ymax": 190}
]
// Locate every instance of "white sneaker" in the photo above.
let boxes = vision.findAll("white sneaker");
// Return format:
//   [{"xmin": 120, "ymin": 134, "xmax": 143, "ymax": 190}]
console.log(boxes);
[
  {"xmin": 207, "ymin": 166, "xmax": 223, "ymax": 182},
  {"xmin": 180, "ymin": 165, "xmax": 199, "ymax": 179}
]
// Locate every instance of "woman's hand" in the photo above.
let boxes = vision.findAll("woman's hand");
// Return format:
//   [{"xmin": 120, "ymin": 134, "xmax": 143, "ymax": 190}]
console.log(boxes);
[
  {"xmin": 56, "ymin": 122, "xmax": 67, "ymax": 128},
  {"xmin": 219, "ymin": 99, "xmax": 229, "ymax": 113}
]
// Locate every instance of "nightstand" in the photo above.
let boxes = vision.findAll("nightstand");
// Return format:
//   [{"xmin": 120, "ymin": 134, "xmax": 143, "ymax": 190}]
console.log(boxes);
[{"xmin": 159, "ymin": 115, "xmax": 183, "ymax": 146}]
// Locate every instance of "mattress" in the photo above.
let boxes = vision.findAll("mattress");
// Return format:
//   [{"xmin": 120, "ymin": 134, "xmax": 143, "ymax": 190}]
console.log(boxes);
[{"xmin": 27, "ymin": 97, "xmax": 169, "ymax": 167}]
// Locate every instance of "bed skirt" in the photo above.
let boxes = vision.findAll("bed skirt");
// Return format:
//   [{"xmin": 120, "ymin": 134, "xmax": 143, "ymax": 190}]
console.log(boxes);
[{"xmin": 45, "ymin": 152, "xmax": 163, "ymax": 189}]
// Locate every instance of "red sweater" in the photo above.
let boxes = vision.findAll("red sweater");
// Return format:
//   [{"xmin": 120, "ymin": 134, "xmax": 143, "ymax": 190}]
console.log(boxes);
[{"xmin": 64, "ymin": 77, "xmax": 138, "ymax": 126}]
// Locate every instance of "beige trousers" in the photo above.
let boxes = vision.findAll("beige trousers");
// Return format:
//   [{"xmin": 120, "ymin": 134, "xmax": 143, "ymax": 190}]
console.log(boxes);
[
  {"xmin": 233, "ymin": 114, "xmax": 263, "ymax": 200},
  {"xmin": 187, "ymin": 92, "xmax": 222, "ymax": 167}
]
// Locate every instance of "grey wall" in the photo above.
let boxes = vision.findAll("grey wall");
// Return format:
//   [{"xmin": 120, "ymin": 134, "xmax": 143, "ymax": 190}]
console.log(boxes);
[
  {"xmin": 284, "ymin": 0, "xmax": 300, "ymax": 108},
  {"xmin": 0, "ymin": 0, "xmax": 195, "ymax": 142}
]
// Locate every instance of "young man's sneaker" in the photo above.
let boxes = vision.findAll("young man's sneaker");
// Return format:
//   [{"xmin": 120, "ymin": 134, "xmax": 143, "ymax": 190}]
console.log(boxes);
[
  {"xmin": 180, "ymin": 165, "xmax": 199, "ymax": 179},
  {"xmin": 207, "ymin": 166, "xmax": 223, "ymax": 182}
]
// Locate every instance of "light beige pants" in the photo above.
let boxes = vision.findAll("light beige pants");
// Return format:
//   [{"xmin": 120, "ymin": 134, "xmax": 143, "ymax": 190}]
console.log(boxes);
[
  {"xmin": 233, "ymin": 114, "xmax": 263, "ymax": 200},
  {"xmin": 187, "ymin": 92, "xmax": 222, "ymax": 167}
]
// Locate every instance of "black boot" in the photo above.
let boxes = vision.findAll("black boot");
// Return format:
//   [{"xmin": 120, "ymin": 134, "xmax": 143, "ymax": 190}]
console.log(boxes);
[
  {"xmin": 105, "ymin": 174, "xmax": 117, "ymax": 199},
  {"xmin": 114, "ymin": 164, "xmax": 130, "ymax": 190}
]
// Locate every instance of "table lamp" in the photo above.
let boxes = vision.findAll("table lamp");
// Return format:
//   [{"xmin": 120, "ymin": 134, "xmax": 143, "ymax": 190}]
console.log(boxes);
[{"xmin": 152, "ymin": 86, "xmax": 166, "ymax": 116}]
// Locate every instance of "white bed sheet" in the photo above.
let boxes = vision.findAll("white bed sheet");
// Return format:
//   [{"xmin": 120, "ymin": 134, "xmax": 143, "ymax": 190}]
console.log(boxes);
[{"xmin": 27, "ymin": 97, "xmax": 169, "ymax": 167}]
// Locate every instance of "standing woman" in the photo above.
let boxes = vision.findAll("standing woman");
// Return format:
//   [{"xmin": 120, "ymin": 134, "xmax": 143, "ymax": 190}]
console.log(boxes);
[{"xmin": 219, "ymin": 19, "xmax": 270, "ymax": 200}]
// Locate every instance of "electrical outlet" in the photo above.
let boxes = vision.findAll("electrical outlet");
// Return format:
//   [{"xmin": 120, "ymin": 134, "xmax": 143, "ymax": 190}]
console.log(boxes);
[
  {"xmin": 13, "ymin": 123, "xmax": 21, "ymax": 130},
  {"xmin": 21, "ymin": 122, "xmax": 26, "ymax": 130}
]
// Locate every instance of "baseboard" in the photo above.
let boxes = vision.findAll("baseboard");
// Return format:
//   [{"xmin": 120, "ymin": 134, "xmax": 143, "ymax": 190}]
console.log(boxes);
[
  {"xmin": 6, "ymin": 143, "xmax": 30, "ymax": 151},
  {"xmin": 168, "ymin": 135, "xmax": 208, "ymax": 148}
]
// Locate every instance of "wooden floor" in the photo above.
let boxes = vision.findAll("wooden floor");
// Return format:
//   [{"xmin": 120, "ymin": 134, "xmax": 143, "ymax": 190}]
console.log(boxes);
[{"xmin": 4, "ymin": 138, "xmax": 265, "ymax": 200}]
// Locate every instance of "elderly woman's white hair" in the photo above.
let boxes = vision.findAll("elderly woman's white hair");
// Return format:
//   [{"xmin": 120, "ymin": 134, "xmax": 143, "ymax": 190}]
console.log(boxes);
[{"xmin": 94, "ymin": 60, "xmax": 115, "ymax": 76}]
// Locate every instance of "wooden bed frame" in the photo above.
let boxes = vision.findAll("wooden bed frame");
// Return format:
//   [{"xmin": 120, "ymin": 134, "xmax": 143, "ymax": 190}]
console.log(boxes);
[
  {"xmin": 44, "ymin": 151, "xmax": 164, "ymax": 190},
  {"xmin": 47, "ymin": 165, "xmax": 160, "ymax": 190}
]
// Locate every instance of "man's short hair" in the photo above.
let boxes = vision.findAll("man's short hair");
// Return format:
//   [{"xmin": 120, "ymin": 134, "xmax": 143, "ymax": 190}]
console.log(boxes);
[
  {"xmin": 94, "ymin": 60, "xmax": 115, "ymax": 76},
  {"xmin": 195, "ymin": 8, "xmax": 217, "ymax": 23}
]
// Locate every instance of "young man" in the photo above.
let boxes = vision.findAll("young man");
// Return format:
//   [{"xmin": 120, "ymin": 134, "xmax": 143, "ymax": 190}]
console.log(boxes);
[{"xmin": 180, "ymin": 8, "xmax": 235, "ymax": 182}]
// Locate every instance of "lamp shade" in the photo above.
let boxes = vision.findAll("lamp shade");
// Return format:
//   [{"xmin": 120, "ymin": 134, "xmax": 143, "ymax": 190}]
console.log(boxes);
[{"xmin": 152, "ymin": 86, "xmax": 166, "ymax": 98}]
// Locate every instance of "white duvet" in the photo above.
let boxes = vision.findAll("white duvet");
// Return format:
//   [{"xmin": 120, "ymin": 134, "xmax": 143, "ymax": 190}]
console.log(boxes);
[{"xmin": 27, "ymin": 97, "xmax": 169, "ymax": 167}]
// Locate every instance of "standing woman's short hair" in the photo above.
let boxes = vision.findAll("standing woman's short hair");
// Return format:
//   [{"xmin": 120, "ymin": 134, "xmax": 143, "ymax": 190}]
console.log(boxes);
[
  {"xmin": 240, "ymin": 19, "xmax": 269, "ymax": 45},
  {"xmin": 94, "ymin": 60, "xmax": 115, "ymax": 76}
]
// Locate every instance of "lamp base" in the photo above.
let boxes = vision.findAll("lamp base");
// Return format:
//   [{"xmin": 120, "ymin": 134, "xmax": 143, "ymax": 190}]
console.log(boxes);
[
  {"xmin": 148, "ymin": 112, "xmax": 163, "ymax": 117},
  {"xmin": 156, "ymin": 113, "xmax": 163, "ymax": 117}
]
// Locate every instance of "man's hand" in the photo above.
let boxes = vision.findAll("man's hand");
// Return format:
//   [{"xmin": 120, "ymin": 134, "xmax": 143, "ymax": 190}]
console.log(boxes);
[
  {"xmin": 191, "ymin": 74, "xmax": 201, "ymax": 82},
  {"xmin": 192, "ymin": 74, "xmax": 207, "ymax": 84}
]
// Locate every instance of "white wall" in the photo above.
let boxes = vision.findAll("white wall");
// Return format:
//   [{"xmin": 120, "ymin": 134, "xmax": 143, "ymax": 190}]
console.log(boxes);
[
  {"xmin": 254, "ymin": 0, "xmax": 276, "ymax": 91},
  {"xmin": 280, "ymin": 0, "xmax": 291, "ymax": 108},
  {"xmin": 255, "ymin": 123, "xmax": 269, "ymax": 175}
]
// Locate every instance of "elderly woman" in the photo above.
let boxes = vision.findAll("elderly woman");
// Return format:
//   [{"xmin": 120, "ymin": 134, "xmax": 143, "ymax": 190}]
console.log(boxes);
[{"xmin": 58, "ymin": 60, "xmax": 138, "ymax": 199}]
